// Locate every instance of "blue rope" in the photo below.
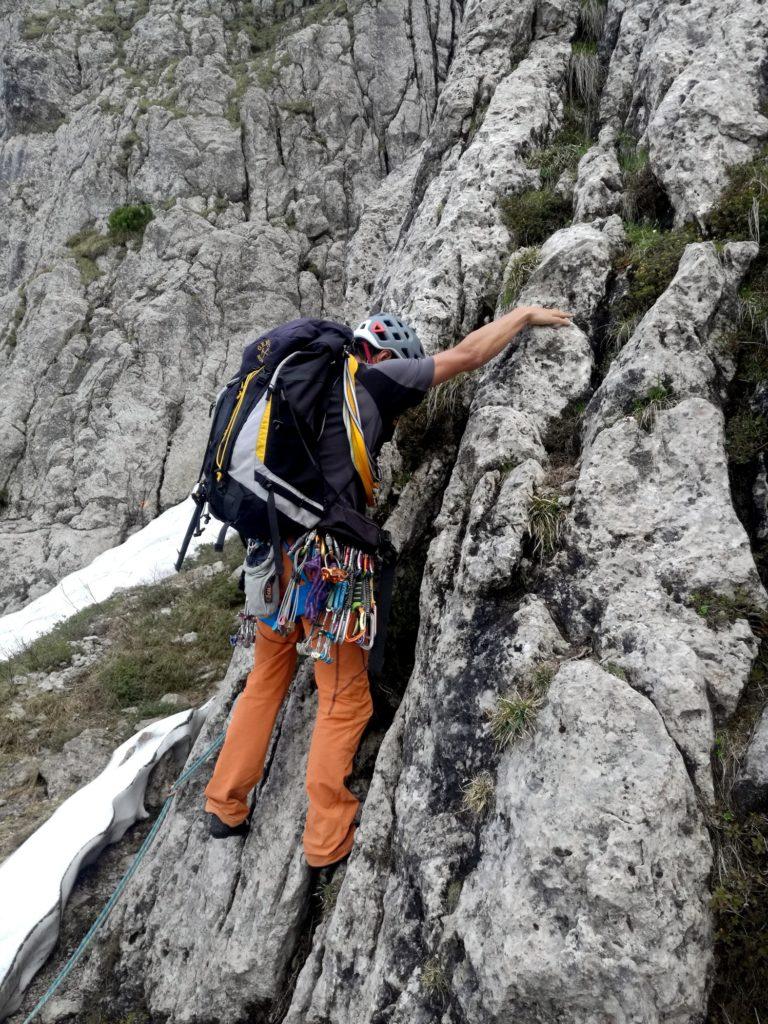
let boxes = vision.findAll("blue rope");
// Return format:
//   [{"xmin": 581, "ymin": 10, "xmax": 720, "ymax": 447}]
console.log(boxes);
[{"xmin": 20, "ymin": 731, "xmax": 226, "ymax": 1024}]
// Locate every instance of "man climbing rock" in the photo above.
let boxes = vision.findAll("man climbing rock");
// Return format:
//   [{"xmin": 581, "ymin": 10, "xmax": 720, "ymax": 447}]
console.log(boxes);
[{"xmin": 203, "ymin": 304, "xmax": 572, "ymax": 869}]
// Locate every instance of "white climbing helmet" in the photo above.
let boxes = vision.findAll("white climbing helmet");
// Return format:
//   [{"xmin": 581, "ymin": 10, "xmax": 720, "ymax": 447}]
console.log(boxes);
[{"xmin": 353, "ymin": 313, "xmax": 425, "ymax": 360}]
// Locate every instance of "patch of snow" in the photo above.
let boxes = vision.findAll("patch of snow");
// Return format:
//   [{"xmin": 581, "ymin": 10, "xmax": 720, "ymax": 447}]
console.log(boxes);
[
  {"xmin": 0, "ymin": 499, "xmax": 223, "ymax": 660},
  {"xmin": 0, "ymin": 703, "xmax": 212, "ymax": 1020}
]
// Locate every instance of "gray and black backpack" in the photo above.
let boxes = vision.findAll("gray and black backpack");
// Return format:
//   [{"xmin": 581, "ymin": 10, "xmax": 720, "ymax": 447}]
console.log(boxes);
[{"xmin": 176, "ymin": 317, "xmax": 381, "ymax": 576}]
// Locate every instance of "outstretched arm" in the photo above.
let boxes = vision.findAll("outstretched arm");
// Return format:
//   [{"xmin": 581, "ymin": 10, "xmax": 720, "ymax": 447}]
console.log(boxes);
[{"xmin": 431, "ymin": 306, "xmax": 573, "ymax": 386}]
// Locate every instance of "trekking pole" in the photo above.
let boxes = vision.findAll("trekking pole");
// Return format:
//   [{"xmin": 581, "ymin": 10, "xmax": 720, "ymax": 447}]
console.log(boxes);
[{"xmin": 175, "ymin": 489, "xmax": 208, "ymax": 572}]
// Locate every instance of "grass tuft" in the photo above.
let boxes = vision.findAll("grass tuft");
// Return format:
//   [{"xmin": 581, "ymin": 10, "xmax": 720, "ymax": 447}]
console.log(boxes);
[
  {"xmin": 606, "ymin": 224, "xmax": 696, "ymax": 355},
  {"xmin": 542, "ymin": 397, "xmax": 587, "ymax": 468},
  {"xmin": 578, "ymin": 0, "xmax": 607, "ymax": 41},
  {"xmin": 226, "ymin": 0, "xmax": 347, "ymax": 60},
  {"xmin": 501, "ymin": 247, "xmax": 540, "ymax": 308},
  {"xmin": 632, "ymin": 381, "xmax": 675, "ymax": 430},
  {"xmin": 501, "ymin": 189, "xmax": 573, "ymax": 247},
  {"xmin": 225, "ymin": 64, "xmax": 250, "ymax": 124},
  {"xmin": 66, "ymin": 228, "xmax": 113, "ymax": 261},
  {"xmin": 568, "ymin": 41, "xmax": 601, "ymax": 107},
  {"xmin": 709, "ymin": 145, "xmax": 768, "ymax": 245},
  {"xmin": 526, "ymin": 492, "xmax": 566, "ymax": 558},
  {"xmin": 535, "ymin": 105, "xmax": 592, "ymax": 188},
  {"xmin": 706, "ymin": 646, "xmax": 768, "ymax": 1022},
  {"xmin": 726, "ymin": 409, "xmax": 768, "ymax": 465},
  {"xmin": 65, "ymin": 206, "xmax": 154, "ymax": 285},
  {"xmin": 421, "ymin": 956, "xmax": 449, "ymax": 999},
  {"xmin": 316, "ymin": 873, "xmax": 342, "ymax": 915},
  {"xmin": 3, "ymin": 286, "xmax": 28, "ymax": 350},
  {"xmin": 22, "ymin": 14, "xmax": 52, "ymax": 40},
  {"xmin": 424, "ymin": 371, "xmax": 470, "ymax": 425},
  {"xmin": 487, "ymin": 662, "xmax": 556, "ymax": 750},
  {"xmin": 502, "ymin": 103, "xmax": 596, "ymax": 246},
  {"xmin": 488, "ymin": 692, "xmax": 543, "ymax": 749},
  {"xmin": 686, "ymin": 587, "xmax": 767, "ymax": 635},
  {"xmin": 461, "ymin": 770, "xmax": 495, "ymax": 817},
  {"xmin": 617, "ymin": 143, "xmax": 652, "ymax": 223}
]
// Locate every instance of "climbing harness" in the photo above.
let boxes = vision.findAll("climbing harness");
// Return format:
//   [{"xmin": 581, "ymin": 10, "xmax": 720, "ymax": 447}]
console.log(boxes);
[
  {"xmin": 234, "ymin": 530, "xmax": 379, "ymax": 663},
  {"xmin": 18, "ymin": 731, "xmax": 227, "ymax": 1024}
]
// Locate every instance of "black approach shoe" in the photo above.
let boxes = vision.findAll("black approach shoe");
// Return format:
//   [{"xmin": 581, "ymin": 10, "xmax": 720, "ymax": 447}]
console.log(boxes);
[
  {"xmin": 207, "ymin": 812, "xmax": 250, "ymax": 839},
  {"xmin": 310, "ymin": 858, "xmax": 349, "ymax": 913}
]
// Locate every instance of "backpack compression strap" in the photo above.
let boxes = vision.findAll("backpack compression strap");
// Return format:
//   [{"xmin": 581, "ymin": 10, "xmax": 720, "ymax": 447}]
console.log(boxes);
[{"xmin": 342, "ymin": 355, "xmax": 379, "ymax": 507}]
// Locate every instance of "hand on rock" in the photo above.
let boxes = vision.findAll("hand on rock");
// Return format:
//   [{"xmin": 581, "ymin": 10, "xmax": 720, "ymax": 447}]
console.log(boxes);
[{"xmin": 522, "ymin": 306, "xmax": 574, "ymax": 327}]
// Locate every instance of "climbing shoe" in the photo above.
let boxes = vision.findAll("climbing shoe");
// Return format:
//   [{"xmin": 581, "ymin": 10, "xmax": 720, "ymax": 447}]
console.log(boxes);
[{"xmin": 207, "ymin": 812, "xmax": 250, "ymax": 839}]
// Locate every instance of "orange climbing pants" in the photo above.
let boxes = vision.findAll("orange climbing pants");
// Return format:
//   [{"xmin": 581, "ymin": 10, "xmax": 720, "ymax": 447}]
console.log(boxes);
[{"xmin": 204, "ymin": 552, "xmax": 373, "ymax": 868}]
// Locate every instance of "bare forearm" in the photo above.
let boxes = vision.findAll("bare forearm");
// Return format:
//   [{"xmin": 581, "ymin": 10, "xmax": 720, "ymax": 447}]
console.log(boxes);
[
  {"xmin": 454, "ymin": 307, "xmax": 531, "ymax": 370},
  {"xmin": 431, "ymin": 304, "xmax": 572, "ymax": 386}
]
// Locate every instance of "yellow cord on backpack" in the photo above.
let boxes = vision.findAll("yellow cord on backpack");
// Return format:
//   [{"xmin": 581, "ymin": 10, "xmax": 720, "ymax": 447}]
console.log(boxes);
[
  {"xmin": 255, "ymin": 394, "xmax": 272, "ymax": 461},
  {"xmin": 343, "ymin": 355, "xmax": 379, "ymax": 507},
  {"xmin": 215, "ymin": 370, "xmax": 259, "ymax": 472}
]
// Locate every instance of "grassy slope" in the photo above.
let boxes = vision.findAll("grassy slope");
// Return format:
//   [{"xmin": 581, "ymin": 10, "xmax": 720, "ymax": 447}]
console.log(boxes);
[{"xmin": 0, "ymin": 537, "xmax": 245, "ymax": 861}]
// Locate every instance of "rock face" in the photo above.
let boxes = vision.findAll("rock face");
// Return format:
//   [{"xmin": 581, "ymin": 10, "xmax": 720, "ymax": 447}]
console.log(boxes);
[
  {"xmin": 573, "ymin": 126, "xmax": 623, "ymax": 222},
  {"xmin": 1, "ymin": 0, "xmax": 767, "ymax": 613},
  {"xmin": 600, "ymin": 0, "xmax": 768, "ymax": 225},
  {"xmin": 734, "ymin": 708, "xmax": 768, "ymax": 812},
  {"xmin": 556, "ymin": 240, "xmax": 766, "ymax": 798},
  {"xmin": 451, "ymin": 661, "xmax": 712, "ymax": 1024},
  {"xmin": 3, "ymin": 0, "xmax": 768, "ymax": 1022},
  {"xmin": 98, "ymin": 652, "xmax": 317, "ymax": 1022}
]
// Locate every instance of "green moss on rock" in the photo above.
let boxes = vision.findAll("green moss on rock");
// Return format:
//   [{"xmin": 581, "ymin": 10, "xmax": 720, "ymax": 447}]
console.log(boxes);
[
  {"xmin": 707, "ymin": 646, "xmax": 768, "ymax": 1024},
  {"xmin": 726, "ymin": 410, "xmax": 768, "ymax": 465},
  {"xmin": 108, "ymin": 202, "xmax": 154, "ymax": 239},
  {"xmin": 709, "ymin": 145, "xmax": 768, "ymax": 243},
  {"xmin": 534, "ymin": 105, "xmax": 592, "ymax": 188},
  {"xmin": 612, "ymin": 224, "xmax": 697, "ymax": 326},
  {"xmin": 501, "ymin": 188, "xmax": 573, "ymax": 246}
]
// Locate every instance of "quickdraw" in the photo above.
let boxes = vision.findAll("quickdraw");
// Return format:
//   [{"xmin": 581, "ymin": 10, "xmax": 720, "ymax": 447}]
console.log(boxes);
[
  {"xmin": 274, "ymin": 530, "xmax": 377, "ymax": 663},
  {"xmin": 231, "ymin": 612, "xmax": 258, "ymax": 648}
]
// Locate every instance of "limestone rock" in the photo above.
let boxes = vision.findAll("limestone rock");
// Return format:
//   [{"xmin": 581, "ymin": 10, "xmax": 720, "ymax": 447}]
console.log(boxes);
[
  {"xmin": 450, "ymin": 661, "xmax": 712, "ymax": 1024},
  {"xmin": 549, "ymin": 399, "xmax": 764, "ymax": 797},
  {"xmin": 734, "ymin": 708, "xmax": 768, "ymax": 812},
  {"xmin": 600, "ymin": 0, "xmax": 768, "ymax": 224},
  {"xmin": 546, "ymin": 239, "xmax": 766, "ymax": 799},
  {"xmin": 39, "ymin": 729, "xmax": 113, "ymax": 802},
  {"xmin": 583, "ymin": 241, "xmax": 758, "ymax": 447},
  {"xmin": 573, "ymin": 127, "xmax": 623, "ymax": 222},
  {"xmin": 40, "ymin": 995, "xmax": 83, "ymax": 1024}
]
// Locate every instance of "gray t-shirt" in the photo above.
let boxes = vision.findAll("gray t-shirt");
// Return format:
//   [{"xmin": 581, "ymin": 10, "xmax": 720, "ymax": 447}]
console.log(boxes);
[{"xmin": 319, "ymin": 356, "xmax": 435, "ymax": 512}]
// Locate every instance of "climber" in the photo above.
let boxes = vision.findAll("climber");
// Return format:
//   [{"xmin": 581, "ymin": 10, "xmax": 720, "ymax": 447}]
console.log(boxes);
[{"xmin": 203, "ymin": 303, "xmax": 573, "ymax": 869}]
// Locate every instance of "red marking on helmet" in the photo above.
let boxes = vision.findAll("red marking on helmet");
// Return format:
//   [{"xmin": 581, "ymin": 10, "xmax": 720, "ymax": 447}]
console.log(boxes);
[{"xmin": 371, "ymin": 320, "xmax": 387, "ymax": 335}]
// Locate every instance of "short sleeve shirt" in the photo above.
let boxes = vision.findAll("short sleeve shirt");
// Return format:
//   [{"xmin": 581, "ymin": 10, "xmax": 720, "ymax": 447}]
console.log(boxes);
[{"xmin": 318, "ymin": 356, "xmax": 435, "ymax": 513}]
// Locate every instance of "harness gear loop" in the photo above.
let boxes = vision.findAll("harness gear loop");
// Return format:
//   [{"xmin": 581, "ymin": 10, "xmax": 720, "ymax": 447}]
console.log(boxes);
[{"xmin": 263, "ymin": 529, "xmax": 380, "ymax": 661}]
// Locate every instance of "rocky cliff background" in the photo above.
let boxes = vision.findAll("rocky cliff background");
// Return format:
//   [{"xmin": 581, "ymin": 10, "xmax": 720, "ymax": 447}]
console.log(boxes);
[{"xmin": 2, "ymin": 0, "xmax": 768, "ymax": 1021}]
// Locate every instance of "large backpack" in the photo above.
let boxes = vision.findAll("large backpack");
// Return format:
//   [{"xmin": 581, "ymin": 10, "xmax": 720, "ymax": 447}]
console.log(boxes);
[{"xmin": 175, "ymin": 317, "xmax": 379, "ymax": 575}]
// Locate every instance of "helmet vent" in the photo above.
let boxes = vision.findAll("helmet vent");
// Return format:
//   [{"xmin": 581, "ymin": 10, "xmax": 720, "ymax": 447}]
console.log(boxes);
[{"xmin": 352, "ymin": 312, "xmax": 425, "ymax": 360}]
